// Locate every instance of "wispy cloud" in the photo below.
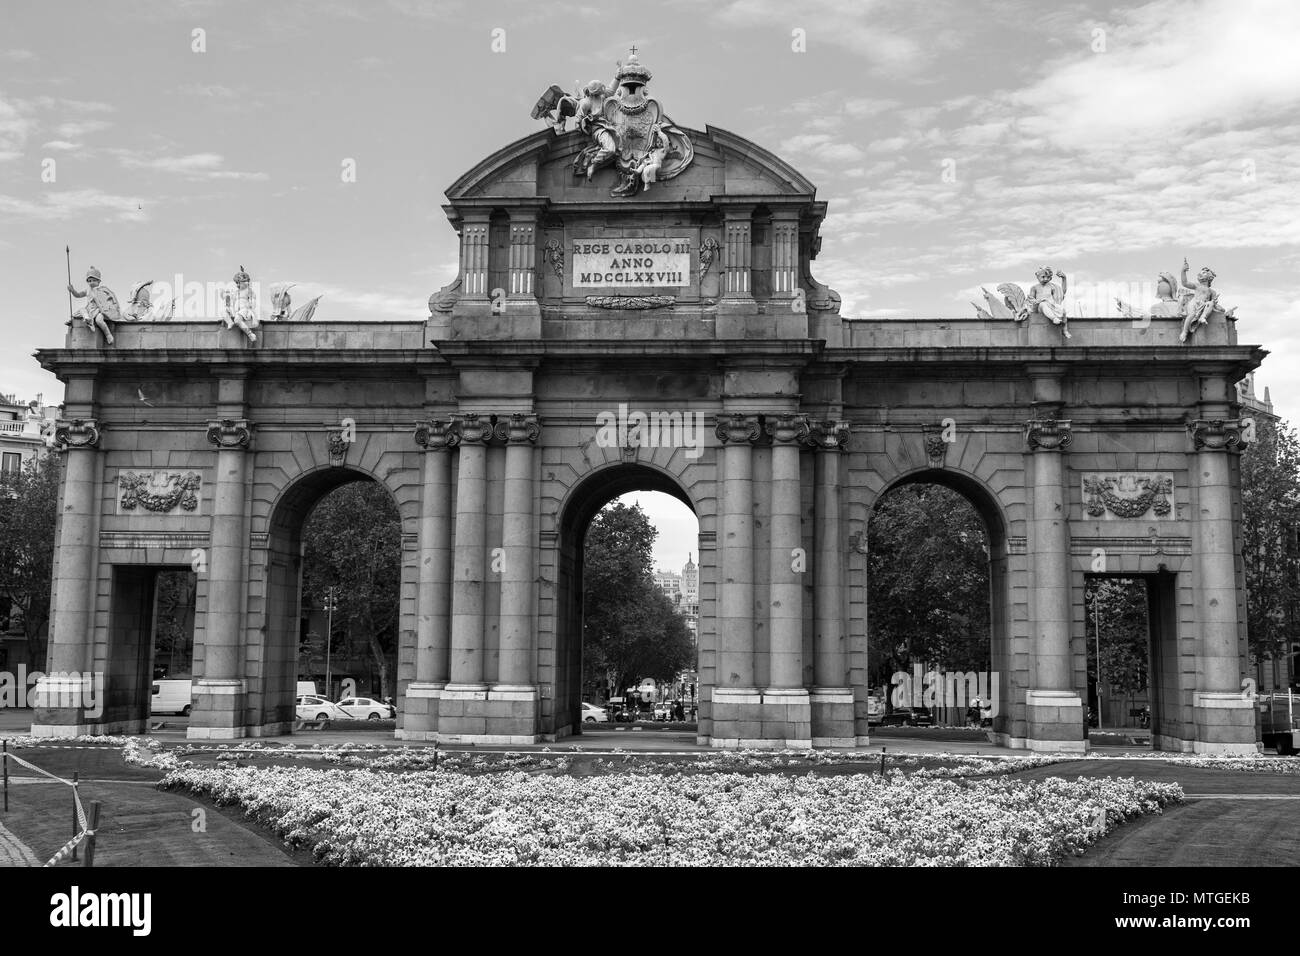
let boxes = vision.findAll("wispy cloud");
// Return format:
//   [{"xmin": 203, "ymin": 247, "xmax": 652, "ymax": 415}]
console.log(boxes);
[
  {"xmin": 115, "ymin": 151, "xmax": 269, "ymax": 181},
  {"xmin": 0, "ymin": 188, "xmax": 146, "ymax": 223}
]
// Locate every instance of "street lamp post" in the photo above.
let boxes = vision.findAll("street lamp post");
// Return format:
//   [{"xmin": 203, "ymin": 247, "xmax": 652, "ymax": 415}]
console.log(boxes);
[
  {"xmin": 1093, "ymin": 590, "xmax": 1102, "ymax": 732},
  {"xmin": 323, "ymin": 586, "xmax": 340, "ymax": 699}
]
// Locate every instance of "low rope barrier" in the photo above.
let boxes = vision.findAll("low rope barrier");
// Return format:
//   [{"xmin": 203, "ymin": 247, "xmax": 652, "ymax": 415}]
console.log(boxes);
[{"xmin": 1, "ymin": 741, "xmax": 101, "ymax": 867}]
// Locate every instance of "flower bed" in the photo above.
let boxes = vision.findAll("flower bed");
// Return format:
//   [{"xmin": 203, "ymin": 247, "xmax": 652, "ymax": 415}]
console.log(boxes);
[{"xmin": 159, "ymin": 763, "xmax": 1181, "ymax": 866}]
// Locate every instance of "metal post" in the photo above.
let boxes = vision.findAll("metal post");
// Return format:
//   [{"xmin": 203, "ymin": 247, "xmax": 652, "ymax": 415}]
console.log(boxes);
[
  {"xmin": 2, "ymin": 740, "xmax": 8, "ymax": 813},
  {"xmin": 70, "ymin": 771, "xmax": 79, "ymax": 861},
  {"xmin": 1093, "ymin": 592, "xmax": 1102, "ymax": 732},
  {"xmin": 83, "ymin": 801, "xmax": 101, "ymax": 867},
  {"xmin": 324, "ymin": 586, "xmax": 338, "ymax": 699}
]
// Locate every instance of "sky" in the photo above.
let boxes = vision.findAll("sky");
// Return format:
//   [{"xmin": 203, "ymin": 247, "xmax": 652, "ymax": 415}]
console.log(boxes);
[{"xmin": 2, "ymin": 0, "xmax": 1297, "ymax": 562}]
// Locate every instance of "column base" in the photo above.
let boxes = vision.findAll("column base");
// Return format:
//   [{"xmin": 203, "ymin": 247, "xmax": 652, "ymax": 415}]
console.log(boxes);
[
  {"xmin": 400, "ymin": 681, "xmax": 445, "ymax": 739},
  {"xmin": 709, "ymin": 687, "xmax": 761, "ymax": 746},
  {"xmin": 1024, "ymin": 689, "xmax": 1086, "ymax": 750},
  {"xmin": 29, "ymin": 720, "xmax": 149, "ymax": 737},
  {"xmin": 436, "ymin": 683, "xmax": 539, "ymax": 741},
  {"xmin": 811, "ymin": 687, "xmax": 855, "ymax": 748},
  {"xmin": 187, "ymin": 679, "xmax": 247, "ymax": 740},
  {"xmin": 1192, "ymin": 692, "xmax": 1259, "ymax": 752}
]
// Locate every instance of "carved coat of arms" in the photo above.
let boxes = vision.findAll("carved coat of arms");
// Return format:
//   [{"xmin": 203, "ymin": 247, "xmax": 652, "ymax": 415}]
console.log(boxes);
[{"xmin": 532, "ymin": 50, "xmax": 694, "ymax": 198}]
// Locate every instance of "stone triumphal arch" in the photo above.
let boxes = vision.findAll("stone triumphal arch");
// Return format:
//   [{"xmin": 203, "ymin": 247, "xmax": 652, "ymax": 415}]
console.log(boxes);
[{"xmin": 33, "ymin": 55, "xmax": 1264, "ymax": 753}]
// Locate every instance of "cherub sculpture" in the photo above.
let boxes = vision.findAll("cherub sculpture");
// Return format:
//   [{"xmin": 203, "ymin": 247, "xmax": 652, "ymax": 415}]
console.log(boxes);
[
  {"xmin": 977, "ymin": 267, "xmax": 1070, "ymax": 338},
  {"xmin": 220, "ymin": 266, "xmax": 258, "ymax": 343},
  {"xmin": 1179, "ymin": 259, "xmax": 1235, "ymax": 343},
  {"xmin": 66, "ymin": 266, "xmax": 118, "ymax": 345},
  {"xmin": 1025, "ymin": 266, "xmax": 1071, "ymax": 338},
  {"xmin": 639, "ymin": 123, "xmax": 670, "ymax": 191}
]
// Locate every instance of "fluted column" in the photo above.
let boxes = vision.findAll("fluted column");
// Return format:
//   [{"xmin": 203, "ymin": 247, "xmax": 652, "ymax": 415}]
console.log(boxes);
[
  {"xmin": 720, "ymin": 206, "xmax": 755, "ymax": 302},
  {"xmin": 404, "ymin": 420, "xmax": 454, "ymax": 739},
  {"xmin": 496, "ymin": 413, "xmax": 540, "ymax": 689},
  {"xmin": 506, "ymin": 212, "xmax": 538, "ymax": 300},
  {"xmin": 447, "ymin": 414, "xmax": 491, "ymax": 687},
  {"xmin": 769, "ymin": 211, "xmax": 800, "ymax": 301},
  {"xmin": 714, "ymin": 414, "xmax": 761, "ymax": 690},
  {"xmin": 765, "ymin": 414, "xmax": 808, "ymax": 689},
  {"xmin": 459, "ymin": 213, "xmax": 491, "ymax": 300}
]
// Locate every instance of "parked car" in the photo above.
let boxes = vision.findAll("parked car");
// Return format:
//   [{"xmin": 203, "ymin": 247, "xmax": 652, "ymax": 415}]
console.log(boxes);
[
  {"xmin": 150, "ymin": 679, "xmax": 193, "ymax": 716},
  {"xmin": 879, "ymin": 706, "xmax": 933, "ymax": 727},
  {"xmin": 581, "ymin": 702, "xmax": 608, "ymax": 723},
  {"xmin": 336, "ymin": 696, "xmax": 396, "ymax": 720},
  {"xmin": 295, "ymin": 695, "xmax": 349, "ymax": 720}
]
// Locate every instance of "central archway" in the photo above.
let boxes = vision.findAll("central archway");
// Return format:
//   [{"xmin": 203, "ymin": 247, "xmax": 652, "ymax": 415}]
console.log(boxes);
[
  {"xmin": 552, "ymin": 463, "xmax": 698, "ymax": 740},
  {"xmin": 256, "ymin": 466, "xmax": 406, "ymax": 735},
  {"xmin": 867, "ymin": 468, "xmax": 1011, "ymax": 736}
]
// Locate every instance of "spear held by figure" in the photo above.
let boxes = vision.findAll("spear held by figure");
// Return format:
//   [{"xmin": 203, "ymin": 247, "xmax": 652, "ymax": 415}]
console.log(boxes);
[{"xmin": 65, "ymin": 246, "xmax": 73, "ymax": 328}]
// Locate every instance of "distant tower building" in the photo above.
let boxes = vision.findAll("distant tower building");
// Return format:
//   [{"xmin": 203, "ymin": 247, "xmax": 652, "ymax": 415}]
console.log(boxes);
[
  {"xmin": 1236, "ymin": 373, "xmax": 1277, "ymax": 424},
  {"xmin": 682, "ymin": 553, "xmax": 698, "ymax": 606}
]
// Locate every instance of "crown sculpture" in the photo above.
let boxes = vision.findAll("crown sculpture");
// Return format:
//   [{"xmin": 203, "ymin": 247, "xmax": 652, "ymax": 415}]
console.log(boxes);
[{"xmin": 532, "ymin": 49, "xmax": 694, "ymax": 198}]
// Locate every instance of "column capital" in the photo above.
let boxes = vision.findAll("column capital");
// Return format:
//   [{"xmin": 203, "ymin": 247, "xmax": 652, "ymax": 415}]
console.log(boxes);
[
  {"xmin": 447, "ymin": 413, "xmax": 493, "ymax": 446},
  {"xmin": 53, "ymin": 418, "xmax": 100, "ymax": 450},
  {"xmin": 803, "ymin": 419, "xmax": 851, "ymax": 451},
  {"xmin": 764, "ymin": 413, "xmax": 810, "ymax": 445},
  {"xmin": 1024, "ymin": 418, "xmax": 1072, "ymax": 452},
  {"xmin": 1187, "ymin": 418, "xmax": 1244, "ymax": 452},
  {"xmin": 494, "ymin": 413, "xmax": 541, "ymax": 444},
  {"xmin": 414, "ymin": 419, "xmax": 455, "ymax": 451},
  {"xmin": 206, "ymin": 418, "xmax": 252, "ymax": 449},
  {"xmin": 715, "ymin": 413, "xmax": 762, "ymax": 445}
]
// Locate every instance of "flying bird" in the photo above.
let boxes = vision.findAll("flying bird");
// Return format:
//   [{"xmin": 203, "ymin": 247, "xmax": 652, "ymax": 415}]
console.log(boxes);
[{"xmin": 137, "ymin": 386, "xmax": 155, "ymax": 407}]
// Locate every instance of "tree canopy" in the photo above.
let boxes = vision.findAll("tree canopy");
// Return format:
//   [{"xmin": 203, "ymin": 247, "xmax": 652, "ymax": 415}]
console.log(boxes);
[
  {"xmin": 866, "ymin": 483, "xmax": 991, "ymax": 686},
  {"xmin": 1241, "ymin": 417, "xmax": 1300, "ymax": 667},
  {"xmin": 0, "ymin": 452, "xmax": 60, "ymax": 666},
  {"xmin": 301, "ymin": 480, "xmax": 402, "ymax": 698},
  {"xmin": 582, "ymin": 501, "xmax": 694, "ymax": 700}
]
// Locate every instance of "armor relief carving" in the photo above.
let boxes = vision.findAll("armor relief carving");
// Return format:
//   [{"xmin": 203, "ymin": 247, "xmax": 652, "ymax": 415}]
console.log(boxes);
[{"xmin": 1082, "ymin": 473, "xmax": 1174, "ymax": 520}]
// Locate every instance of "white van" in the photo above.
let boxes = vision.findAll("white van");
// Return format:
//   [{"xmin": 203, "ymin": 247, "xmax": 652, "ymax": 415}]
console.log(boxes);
[{"xmin": 150, "ymin": 679, "xmax": 193, "ymax": 716}]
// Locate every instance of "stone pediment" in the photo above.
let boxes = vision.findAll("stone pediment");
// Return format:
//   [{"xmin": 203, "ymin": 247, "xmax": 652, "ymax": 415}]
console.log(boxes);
[{"xmin": 445, "ymin": 125, "xmax": 816, "ymax": 206}]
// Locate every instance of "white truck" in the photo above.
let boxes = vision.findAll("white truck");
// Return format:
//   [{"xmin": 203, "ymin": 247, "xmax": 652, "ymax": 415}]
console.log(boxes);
[{"xmin": 1259, "ymin": 691, "xmax": 1299, "ymax": 755}]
